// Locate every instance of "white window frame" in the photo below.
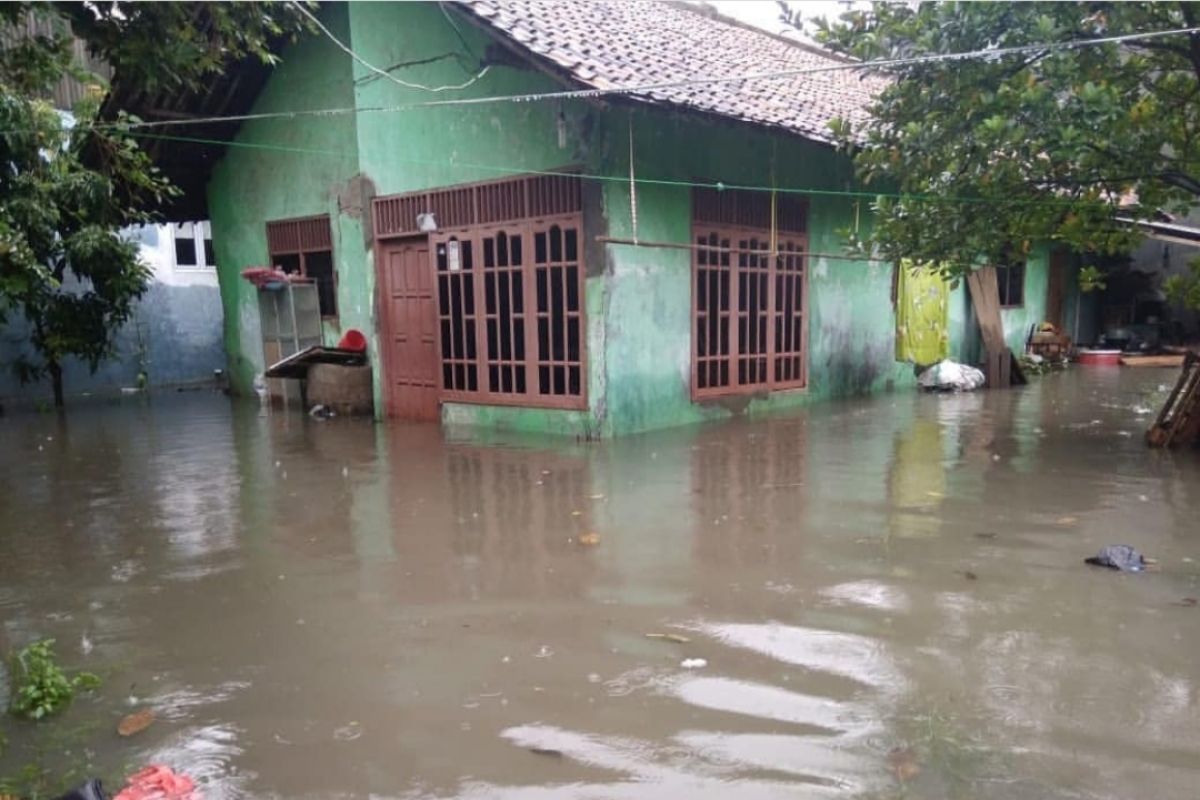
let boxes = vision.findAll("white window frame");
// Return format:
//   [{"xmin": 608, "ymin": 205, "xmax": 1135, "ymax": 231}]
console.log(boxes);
[{"xmin": 171, "ymin": 221, "xmax": 216, "ymax": 272}]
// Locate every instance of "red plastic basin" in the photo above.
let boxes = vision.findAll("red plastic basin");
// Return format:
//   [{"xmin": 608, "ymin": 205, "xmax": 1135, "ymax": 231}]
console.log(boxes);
[{"xmin": 1077, "ymin": 349, "xmax": 1122, "ymax": 366}]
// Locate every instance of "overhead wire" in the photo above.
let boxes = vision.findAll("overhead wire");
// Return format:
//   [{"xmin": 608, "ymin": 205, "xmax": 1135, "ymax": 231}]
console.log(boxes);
[
  {"xmin": 128, "ymin": 129, "xmax": 1153, "ymax": 211},
  {"xmin": 8, "ymin": 22, "xmax": 1200, "ymax": 136},
  {"xmin": 288, "ymin": 0, "xmax": 492, "ymax": 93}
]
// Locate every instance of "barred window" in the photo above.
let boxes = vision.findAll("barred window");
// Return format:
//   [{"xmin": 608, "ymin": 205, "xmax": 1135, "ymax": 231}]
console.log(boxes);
[
  {"xmin": 435, "ymin": 218, "xmax": 585, "ymax": 409},
  {"xmin": 692, "ymin": 189, "xmax": 808, "ymax": 399}
]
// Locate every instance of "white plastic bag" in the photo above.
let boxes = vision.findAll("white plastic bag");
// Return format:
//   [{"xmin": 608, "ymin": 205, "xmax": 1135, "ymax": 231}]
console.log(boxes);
[{"xmin": 917, "ymin": 360, "xmax": 986, "ymax": 391}]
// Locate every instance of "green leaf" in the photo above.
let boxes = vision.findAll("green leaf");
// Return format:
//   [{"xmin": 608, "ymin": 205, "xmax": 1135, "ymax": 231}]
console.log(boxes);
[
  {"xmin": 816, "ymin": 1, "xmax": 1200, "ymax": 284},
  {"xmin": 6, "ymin": 638, "xmax": 101, "ymax": 720}
]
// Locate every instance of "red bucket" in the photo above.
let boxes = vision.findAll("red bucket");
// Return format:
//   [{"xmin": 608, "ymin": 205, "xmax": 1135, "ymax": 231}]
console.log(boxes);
[{"xmin": 337, "ymin": 329, "xmax": 368, "ymax": 352}]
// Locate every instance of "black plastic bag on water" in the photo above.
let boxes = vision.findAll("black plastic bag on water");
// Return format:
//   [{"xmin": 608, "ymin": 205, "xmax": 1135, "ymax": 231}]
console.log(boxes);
[
  {"xmin": 55, "ymin": 779, "xmax": 107, "ymax": 800},
  {"xmin": 1085, "ymin": 545, "xmax": 1147, "ymax": 572}
]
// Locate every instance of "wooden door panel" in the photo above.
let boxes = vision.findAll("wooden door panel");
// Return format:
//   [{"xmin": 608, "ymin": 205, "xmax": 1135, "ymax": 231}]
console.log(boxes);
[{"xmin": 380, "ymin": 240, "xmax": 439, "ymax": 421}]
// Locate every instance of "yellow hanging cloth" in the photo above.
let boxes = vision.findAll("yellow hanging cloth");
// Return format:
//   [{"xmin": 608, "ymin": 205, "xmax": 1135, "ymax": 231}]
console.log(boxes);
[{"xmin": 895, "ymin": 260, "xmax": 950, "ymax": 366}]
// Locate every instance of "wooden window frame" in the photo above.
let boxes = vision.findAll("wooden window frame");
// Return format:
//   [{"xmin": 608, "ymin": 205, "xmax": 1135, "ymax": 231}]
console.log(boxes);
[
  {"xmin": 690, "ymin": 184, "xmax": 809, "ymax": 401},
  {"xmin": 266, "ymin": 215, "xmax": 338, "ymax": 319},
  {"xmin": 691, "ymin": 225, "xmax": 809, "ymax": 400},
  {"xmin": 996, "ymin": 260, "xmax": 1025, "ymax": 308},
  {"xmin": 433, "ymin": 213, "xmax": 587, "ymax": 411}
]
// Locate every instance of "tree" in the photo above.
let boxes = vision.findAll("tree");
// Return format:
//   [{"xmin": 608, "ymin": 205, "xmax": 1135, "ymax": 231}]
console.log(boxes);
[
  {"xmin": 807, "ymin": 1, "xmax": 1200, "ymax": 307},
  {"xmin": 0, "ymin": 2, "xmax": 311, "ymax": 406}
]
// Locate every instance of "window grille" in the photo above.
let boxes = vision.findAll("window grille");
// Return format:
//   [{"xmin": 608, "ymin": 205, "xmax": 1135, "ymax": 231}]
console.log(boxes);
[
  {"xmin": 266, "ymin": 215, "xmax": 337, "ymax": 318},
  {"xmin": 435, "ymin": 218, "xmax": 585, "ymax": 409}
]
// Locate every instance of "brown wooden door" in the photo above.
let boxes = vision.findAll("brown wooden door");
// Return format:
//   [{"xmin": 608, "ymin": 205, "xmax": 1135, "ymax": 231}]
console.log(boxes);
[
  {"xmin": 1046, "ymin": 249, "xmax": 1068, "ymax": 328},
  {"xmin": 380, "ymin": 239, "xmax": 439, "ymax": 421}
]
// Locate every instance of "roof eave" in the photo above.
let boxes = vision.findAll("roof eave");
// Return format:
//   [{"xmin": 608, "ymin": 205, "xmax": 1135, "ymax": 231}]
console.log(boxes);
[{"xmin": 451, "ymin": 1, "xmax": 847, "ymax": 149}]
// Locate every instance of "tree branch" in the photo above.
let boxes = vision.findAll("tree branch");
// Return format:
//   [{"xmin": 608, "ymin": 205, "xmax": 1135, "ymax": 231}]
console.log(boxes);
[
  {"xmin": 1126, "ymin": 39, "xmax": 1193, "ymax": 58},
  {"xmin": 1176, "ymin": 2, "xmax": 1200, "ymax": 82},
  {"xmin": 1161, "ymin": 170, "xmax": 1200, "ymax": 196}
]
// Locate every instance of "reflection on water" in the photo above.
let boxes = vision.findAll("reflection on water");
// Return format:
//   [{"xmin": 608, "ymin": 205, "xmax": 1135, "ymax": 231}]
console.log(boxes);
[{"xmin": 1, "ymin": 372, "xmax": 1199, "ymax": 799}]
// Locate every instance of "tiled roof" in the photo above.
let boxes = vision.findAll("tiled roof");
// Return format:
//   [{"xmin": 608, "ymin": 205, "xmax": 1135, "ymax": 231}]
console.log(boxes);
[{"xmin": 456, "ymin": 0, "xmax": 883, "ymax": 144}]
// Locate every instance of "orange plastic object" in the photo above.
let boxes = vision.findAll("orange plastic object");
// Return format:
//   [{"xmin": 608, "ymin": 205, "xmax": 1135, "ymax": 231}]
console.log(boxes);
[
  {"xmin": 113, "ymin": 765, "xmax": 198, "ymax": 800},
  {"xmin": 337, "ymin": 328, "xmax": 368, "ymax": 352}
]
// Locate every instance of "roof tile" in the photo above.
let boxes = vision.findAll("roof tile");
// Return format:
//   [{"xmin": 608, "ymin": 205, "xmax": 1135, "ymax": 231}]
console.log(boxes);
[{"xmin": 457, "ymin": 0, "xmax": 881, "ymax": 142}]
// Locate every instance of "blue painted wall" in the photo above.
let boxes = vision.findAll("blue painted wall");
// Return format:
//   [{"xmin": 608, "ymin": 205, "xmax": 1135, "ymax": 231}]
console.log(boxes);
[{"xmin": 0, "ymin": 280, "xmax": 226, "ymax": 406}]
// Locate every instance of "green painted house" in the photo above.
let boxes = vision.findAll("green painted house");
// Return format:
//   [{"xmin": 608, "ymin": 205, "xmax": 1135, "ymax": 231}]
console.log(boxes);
[{"xmin": 140, "ymin": 0, "xmax": 1080, "ymax": 437}]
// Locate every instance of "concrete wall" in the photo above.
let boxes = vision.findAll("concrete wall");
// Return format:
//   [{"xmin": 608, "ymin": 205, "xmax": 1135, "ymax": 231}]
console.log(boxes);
[
  {"xmin": 0, "ymin": 224, "xmax": 225, "ymax": 406},
  {"xmin": 585, "ymin": 109, "xmax": 915, "ymax": 436},
  {"xmin": 347, "ymin": 1, "xmax": 594, "ymax": 433},
  {"xmin": 999, "ymin": 244, "xmax": 1051, "ymax": 354},
  {"xmin": 204, "ymin": 1, "xmax": 1064, "ymax": 437},
  {"xmin": 207, "ymin": 2, "xmax": 362, "ymax": 394}
]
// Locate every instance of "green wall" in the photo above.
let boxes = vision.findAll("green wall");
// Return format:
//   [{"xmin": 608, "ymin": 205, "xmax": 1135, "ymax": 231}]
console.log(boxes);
[
  {"xmin": 589, "ymin": 109, "xmax": 915, "ymax": 436},
  {"xmin": 205, "ymin": 2, "xmax": 1066, "ymax": 437},
  {"xmin": 207, "ymin": 3, "xmax": 362, "ymax": 393},
  {"xmin": 347, "ymin": 1, "xmax": 601, "ymax": 434},
  {"xmin": 999, "ymin": 244, "xmax": 1051, "ymax": 353}
]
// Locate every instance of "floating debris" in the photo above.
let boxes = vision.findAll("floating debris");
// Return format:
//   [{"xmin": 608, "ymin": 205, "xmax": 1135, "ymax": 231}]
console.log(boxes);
[
  {"xmin": 528, "ymin": 747, "xmax": 564, "ymax": 758},
  {"xmin": 113, "ymin": 765, "xmax": 195, "ymax": 800},
  {"xmin": 117, "ymin": 709, "xmax": 156, "ymax": 737},
  {"xmin": 888, "ymin": 746, "xmax": 921, "ymax": 782},
  {"xmin": 680, "ymin": 658, "xmax": 707, "ymax": 669},
  {"xmin": 1086, "ymin": 545, "xmax": 1152, "ymax": 572},
  {"xmin": 645, "ymin": 632, "xmax": 691, "ymax": 644},
  {"xmin": 577, "ymin": 532, "xmax": 600, "ymax": 546}
]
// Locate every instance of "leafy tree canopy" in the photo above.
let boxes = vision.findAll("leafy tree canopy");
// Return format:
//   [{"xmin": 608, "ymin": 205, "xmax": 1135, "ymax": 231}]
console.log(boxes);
[
  {"xmin": 0, "ymin": 2, "xmax": 311, "ymax": 405},
  {"xmin": 811, "ymin": 1, "xmax": 1200, "ymax": 299}
]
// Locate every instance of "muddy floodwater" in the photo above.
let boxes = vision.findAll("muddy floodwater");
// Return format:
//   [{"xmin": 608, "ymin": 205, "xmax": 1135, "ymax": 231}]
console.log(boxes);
[{"xmin": 2, "ymin": 369, "xmax": 1199, "ymax": 799}]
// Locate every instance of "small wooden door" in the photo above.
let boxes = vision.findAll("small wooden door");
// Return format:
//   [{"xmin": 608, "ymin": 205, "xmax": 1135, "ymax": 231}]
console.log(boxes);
[
  {"xmin": 380, "ymin": 238, "xmax": 439, "ymax": 421},
  {"xmin": 1046, "ymin": 249, "xmax": 1068, "ymax": 328}
]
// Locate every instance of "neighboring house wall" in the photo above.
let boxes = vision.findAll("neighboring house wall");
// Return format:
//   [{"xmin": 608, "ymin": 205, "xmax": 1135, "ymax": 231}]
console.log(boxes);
[
  {"xmin": 205, "ymin": 2, "xmax": 1063, "ymax": 436},
  {"xmin": 1127, "ymin": 210, "xmax": 1200, "ymax": 341},
  {"xmin": 999, "ymin": 247, "xmax": 1051, "ymax": 354},
  {"xmin": 0, "ymin": 14, "xmax": 225, "ymax": 405},
  {"xmin": 0, "ymin": 222, "xmax": 226, "ymax": 404}
]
